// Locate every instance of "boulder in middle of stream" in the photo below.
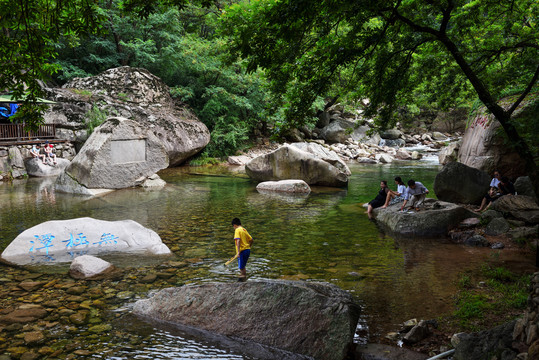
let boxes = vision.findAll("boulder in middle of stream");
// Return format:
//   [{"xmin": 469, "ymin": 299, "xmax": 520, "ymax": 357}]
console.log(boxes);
[{"xmin": 132, "ymin": 279, "xmax": 361, "ymax": 360}]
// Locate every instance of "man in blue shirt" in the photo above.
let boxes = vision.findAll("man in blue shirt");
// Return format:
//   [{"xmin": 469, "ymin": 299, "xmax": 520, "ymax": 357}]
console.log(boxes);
[{"xmin": 400, "ymin": 179, "xmax": 429, "ymax": 212}]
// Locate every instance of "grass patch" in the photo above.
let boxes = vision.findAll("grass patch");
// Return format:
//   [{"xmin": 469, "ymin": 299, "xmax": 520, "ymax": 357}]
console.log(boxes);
[
  {"xmin": 188, "ymin": 155, "xmax": 221, "ymax": 166},
  {"xmin": 446, "ymin": 264, "xmax": 530, "ymax": 332}
]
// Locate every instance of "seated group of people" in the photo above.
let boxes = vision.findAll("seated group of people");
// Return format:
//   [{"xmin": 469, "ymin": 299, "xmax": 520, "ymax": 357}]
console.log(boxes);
[
  {"xmin": 476, "ymin": 170, "xmax": 515, "ymax": 212},
  {"xmin": 367, "ymin": 177, "xmax": 429, "ymax": 219},
  {"xmin": 30, "ymin": 142, "xmax": 57, "ymax": 165}
]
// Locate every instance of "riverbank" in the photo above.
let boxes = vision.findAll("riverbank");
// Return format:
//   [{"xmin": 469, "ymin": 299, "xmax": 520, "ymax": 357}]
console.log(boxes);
[{"xmin": 1, "ymin": 162, "xmax": 537, "ymax": 359}]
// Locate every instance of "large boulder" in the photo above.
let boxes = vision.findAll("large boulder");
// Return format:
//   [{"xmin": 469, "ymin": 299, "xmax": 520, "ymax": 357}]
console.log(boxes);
[
  {"xmin": 1, "ymin": 217, "xmax": 170, "ymax": 265},
  {"xmin": 373, "ymin": 199, "xmax": 477, "ymax": 238},
  {"xmin": 434, "ymin": 162, "xmax": 490, "ymax": 204},
  {"xmin": 289, "ymin": 142, "xmax": 351, "ymax": 176},
  {"xmin": 514, "ymin": 176, "xmax": 537, "ymax": 202},
  {"xmin": 25, "ymin": 158, "xmax": 70, "ymax": 177},
  {"xmin": 55, "ymin": 117, "xmax": 168, "ymax": 192},
  {"xmin": 44, "ymin": 66, "xmax": 210, "ymax": 166},
  {"xmin": 491, "ymin": 195, "xmax": 539, "ymax": 224},
  {"xmin": 245, "ymin": 145, "xmax": 350, "ymax": 187},
  {"xmin": 319, "ymin": 119, "xmax": 371, "ymax": 144},
  {"xmin": 380, "ymin": 129, "xmax": 402, "ymax": 140},
  {"xmin": 452, "ymin": 321, "xmax": 516, "ymax": 360},
  {"xmin": 438, "ymin": 142, "xmax": 460, "ymax": 165},
  {"xmin": 132, "ymin": 279, "xmax": 361, "ymax": 360},
  {"xmin": 457, "ymin": 98, "xmax": 537, "ymax": 179}
]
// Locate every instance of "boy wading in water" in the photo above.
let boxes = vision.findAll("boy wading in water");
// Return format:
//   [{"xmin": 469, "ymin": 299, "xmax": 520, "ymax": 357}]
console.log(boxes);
[{"xmin": 232, "ymin": 218, "xmax": 253, "ymax": 281}]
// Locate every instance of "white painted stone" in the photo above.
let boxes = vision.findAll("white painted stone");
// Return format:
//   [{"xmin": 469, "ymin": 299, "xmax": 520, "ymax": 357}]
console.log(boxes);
[
  {"xmin": 1, "ymin": 217, "xmax": 171, "ymax": 265},
  {"xmin": 70, "ymin": 255, "xmax": 114, "ymax": 278}
]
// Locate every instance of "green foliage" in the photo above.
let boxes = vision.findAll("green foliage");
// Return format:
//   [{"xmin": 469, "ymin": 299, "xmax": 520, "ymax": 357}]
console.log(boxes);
[
  {"xmin": 221, "ymin": 0, "xmax": 539, "ymax": 173},
  {"xmin": 0, "ymin": 0, "xmax": 105, "ymax": 125},
  {"xmin": 53, "ymin": 4, "xmax": 273, "ymax": 158},
  {"xmin": 457, "ymin": 274, "xmax": 473, "ymax": 289},
  {"xmin": 85, "ymin": 106, "xmax": 108, "ymax": 135},
  {"xmin": 454, "ymin": 291, "xmax": 491, "ymax": 328},
  {"xmin": 453, "ymin": 265, "xmax": 530, "ymax": 330}
]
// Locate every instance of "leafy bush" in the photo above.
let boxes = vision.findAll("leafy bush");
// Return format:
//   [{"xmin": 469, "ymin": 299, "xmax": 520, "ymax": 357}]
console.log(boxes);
[{"xmin": 85, "ymin": 105, "xmax": 108, "ymax": 135}]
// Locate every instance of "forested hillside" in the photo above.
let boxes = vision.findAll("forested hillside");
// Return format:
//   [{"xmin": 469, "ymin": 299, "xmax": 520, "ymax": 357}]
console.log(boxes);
[{"xmin": 1, "ymin": 0, "xmax": 537, "ymax": 175}]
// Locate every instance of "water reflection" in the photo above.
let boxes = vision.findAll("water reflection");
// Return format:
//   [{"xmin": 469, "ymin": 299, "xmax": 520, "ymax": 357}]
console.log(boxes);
[{"xmin": 0, "ymin": 161, "xmax": 535, "ymax": 358}]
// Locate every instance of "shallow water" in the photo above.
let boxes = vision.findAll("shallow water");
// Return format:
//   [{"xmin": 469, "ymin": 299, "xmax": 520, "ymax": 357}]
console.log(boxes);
[{"xmin": 0, "ymin": 161, "xmax": 535, "ymax": 358}]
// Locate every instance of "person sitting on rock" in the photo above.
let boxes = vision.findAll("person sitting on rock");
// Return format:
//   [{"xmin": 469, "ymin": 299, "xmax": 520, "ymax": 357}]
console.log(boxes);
[
  {"xmin": 381, "ymin": 176, "xmax": 406, "ymax": 208},
  {"xmin": 44, "ymin": 142, "xmax": 57, "ymax": 165},
  {"xmin": 490, "ymin": 170, "xmax": 501, "ymax": 188},
  {"xmin": 476, "ymin": 186, "xmax": 501, "ymax": 212},
  {"xmin": 400, "ymin": 179, "xmax": 429, "ymax": 212},
  {"xmin": 367, "ymin": 180, "xmax": 389, "ymax": 219},
  {"xmin": 30, "ymin": 144, "xmax": 46, "ymax": 163},
  {"xmin": 498, "ymin": 176, "xmax": 516, "ymax": 196}
]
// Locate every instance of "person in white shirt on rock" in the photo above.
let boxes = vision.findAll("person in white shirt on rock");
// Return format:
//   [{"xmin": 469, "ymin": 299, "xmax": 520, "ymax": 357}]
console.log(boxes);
[
  {"xmin": 400, "ymin": 179, "xmax": 429, "ymax": 212},
  {"xmin": 381, "ymin": 176, "xmax": 406, "ymax": 208}
]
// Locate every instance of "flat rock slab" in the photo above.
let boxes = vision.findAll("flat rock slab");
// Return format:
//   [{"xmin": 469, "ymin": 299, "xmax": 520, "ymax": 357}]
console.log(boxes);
[
  {"xmin": 25, "ymin": 158, "xmax": 70, "ymax": 177},
  {"xmin": 355, "ymin": 343, "xmax": 428, "ymax": 360},
  {"xmin": 256, "ymin": 180, "xmax": 311, "ymax": 194},
  {"xmin": 1, "ymin": 217, "xmax": 170, "ymax": 265},
  {"xmin": 374, "ymin": 199, "xmax": 478, "ymax": 238},
  {"xmin": 133, "ymin": 279, "xmax": 361, "ymax": 360}
]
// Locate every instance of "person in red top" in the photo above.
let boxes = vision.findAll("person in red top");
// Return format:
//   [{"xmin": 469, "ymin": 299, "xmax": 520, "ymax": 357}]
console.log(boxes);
[
  {"xmin": 232, "ymin": 217, "xmax": 253, "ymax": 281},
  {"xmin": 44, "ymin": 142, "xmax": 57, "ymax": 165}
]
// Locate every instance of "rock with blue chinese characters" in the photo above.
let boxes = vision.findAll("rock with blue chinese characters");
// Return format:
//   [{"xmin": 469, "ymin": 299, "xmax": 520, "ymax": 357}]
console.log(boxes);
[{"xmin": 1, "ymin": 217, "xmax": 171, "ymax": 265}]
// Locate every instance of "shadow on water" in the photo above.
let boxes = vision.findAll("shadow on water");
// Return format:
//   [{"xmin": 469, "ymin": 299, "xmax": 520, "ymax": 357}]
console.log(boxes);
[{"xmin": 0, "ymin": 161, "xmax": 536, "ymax": 358}]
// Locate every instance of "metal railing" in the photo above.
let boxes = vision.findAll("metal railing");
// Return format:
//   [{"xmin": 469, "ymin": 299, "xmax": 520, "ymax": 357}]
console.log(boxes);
[{"xmin": 0, "ymin": 124, "xmax": 56, "ymax": 144}]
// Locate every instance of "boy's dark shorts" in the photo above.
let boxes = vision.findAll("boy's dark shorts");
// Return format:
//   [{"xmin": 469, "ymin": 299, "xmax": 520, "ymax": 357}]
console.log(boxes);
[{"xmin": 238, "ymin": 249, "xmax": 250, "ymax": 270}]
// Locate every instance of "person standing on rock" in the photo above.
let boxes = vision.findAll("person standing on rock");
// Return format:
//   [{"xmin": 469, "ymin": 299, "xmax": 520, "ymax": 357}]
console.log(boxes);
[
  {"xmin": 400, "ymin": 179, "xmax": 429, "ymax": 212},
  {"xmin": 381, "ymin": 176, "xmax": 406, "ymax": 208},
  {"xmin": 367, "ymin": 181, "xmax": 389, "ymax": 219},
  {"xmin": 232, "ymin": 218, "xmax": 253, "ymax": 281}
]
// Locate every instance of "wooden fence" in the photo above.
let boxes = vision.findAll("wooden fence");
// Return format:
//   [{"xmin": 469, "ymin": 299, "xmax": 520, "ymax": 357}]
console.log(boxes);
[{"xmin": 0, "ymin": 124, "xmax": 56, "ymax": 144}]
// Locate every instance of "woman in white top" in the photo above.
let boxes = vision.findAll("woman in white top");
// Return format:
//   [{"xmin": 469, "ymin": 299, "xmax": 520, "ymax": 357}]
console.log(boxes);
[{"xmin": 381, "ymin": 176, "xmax": 407, "ymax": 208}]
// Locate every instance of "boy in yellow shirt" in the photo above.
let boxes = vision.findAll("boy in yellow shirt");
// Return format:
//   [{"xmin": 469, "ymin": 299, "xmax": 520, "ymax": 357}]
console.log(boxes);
[{"xmin": 232, "ymin": 218, "xmax": 253, "ymax": 281}]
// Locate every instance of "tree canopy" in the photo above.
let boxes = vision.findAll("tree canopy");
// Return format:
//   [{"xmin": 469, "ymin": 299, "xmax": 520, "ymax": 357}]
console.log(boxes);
[{"xmin": 222, "ymin": 0, "xmax": 539, "ymax": 191}]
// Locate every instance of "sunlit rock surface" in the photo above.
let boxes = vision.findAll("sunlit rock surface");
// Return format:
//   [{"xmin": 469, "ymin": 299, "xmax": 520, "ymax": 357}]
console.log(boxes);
[
  {"xmin": 1, "ymin": 217, "xmax": 170, "ymax": 265},
  {"xmin": 246, "ymin": 145, "xmax": 350, "ymax": 187}
]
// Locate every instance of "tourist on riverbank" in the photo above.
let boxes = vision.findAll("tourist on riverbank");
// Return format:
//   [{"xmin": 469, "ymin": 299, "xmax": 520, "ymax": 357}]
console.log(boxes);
[
  {"xmin": 381, "ymin": 176, "xmax": 406, "ymax": 208},
  {"xmin": 232, "ymin": 218, "xmax": 253, "ymax": 281},
  {"xmin": 476, "ymin": 170, "xmax": 502, "ymax": 211},
  {"xmin": 490, "ymin": 170, "xmax": 501, "ymax": 188},
  {"xmin": 44, "ymin": 142, "xmax": 57, "ymax": 165},
  {"xmin": 476, "ymin": 186, "xmax": 501, "ymax": 212},
  {"xmin": 30, "ymin": 144, "xmax": 46, "ymax": 163},
  {"xmin": 400, "ymin": 179, "xmax": 429, "ymax": 212},
  {"xmin": 367, "ymin": 181, "xmax": 389, "ymax": 219},
  {"xmin": 498, "ymin": 176, "xmax": 516, "ymax": 196}
]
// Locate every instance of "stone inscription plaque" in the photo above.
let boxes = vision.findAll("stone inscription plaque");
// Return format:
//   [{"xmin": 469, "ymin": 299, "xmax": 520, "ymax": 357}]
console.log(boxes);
[{"xmin": 110, "ymin": 139, "xmax": 146, "ymax": 164}]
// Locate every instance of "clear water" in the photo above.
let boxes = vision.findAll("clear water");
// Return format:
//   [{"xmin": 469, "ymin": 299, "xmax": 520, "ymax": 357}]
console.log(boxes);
[{"xmin": 0, "ymin": 161, "xmax": 534, "ymax": 359}]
